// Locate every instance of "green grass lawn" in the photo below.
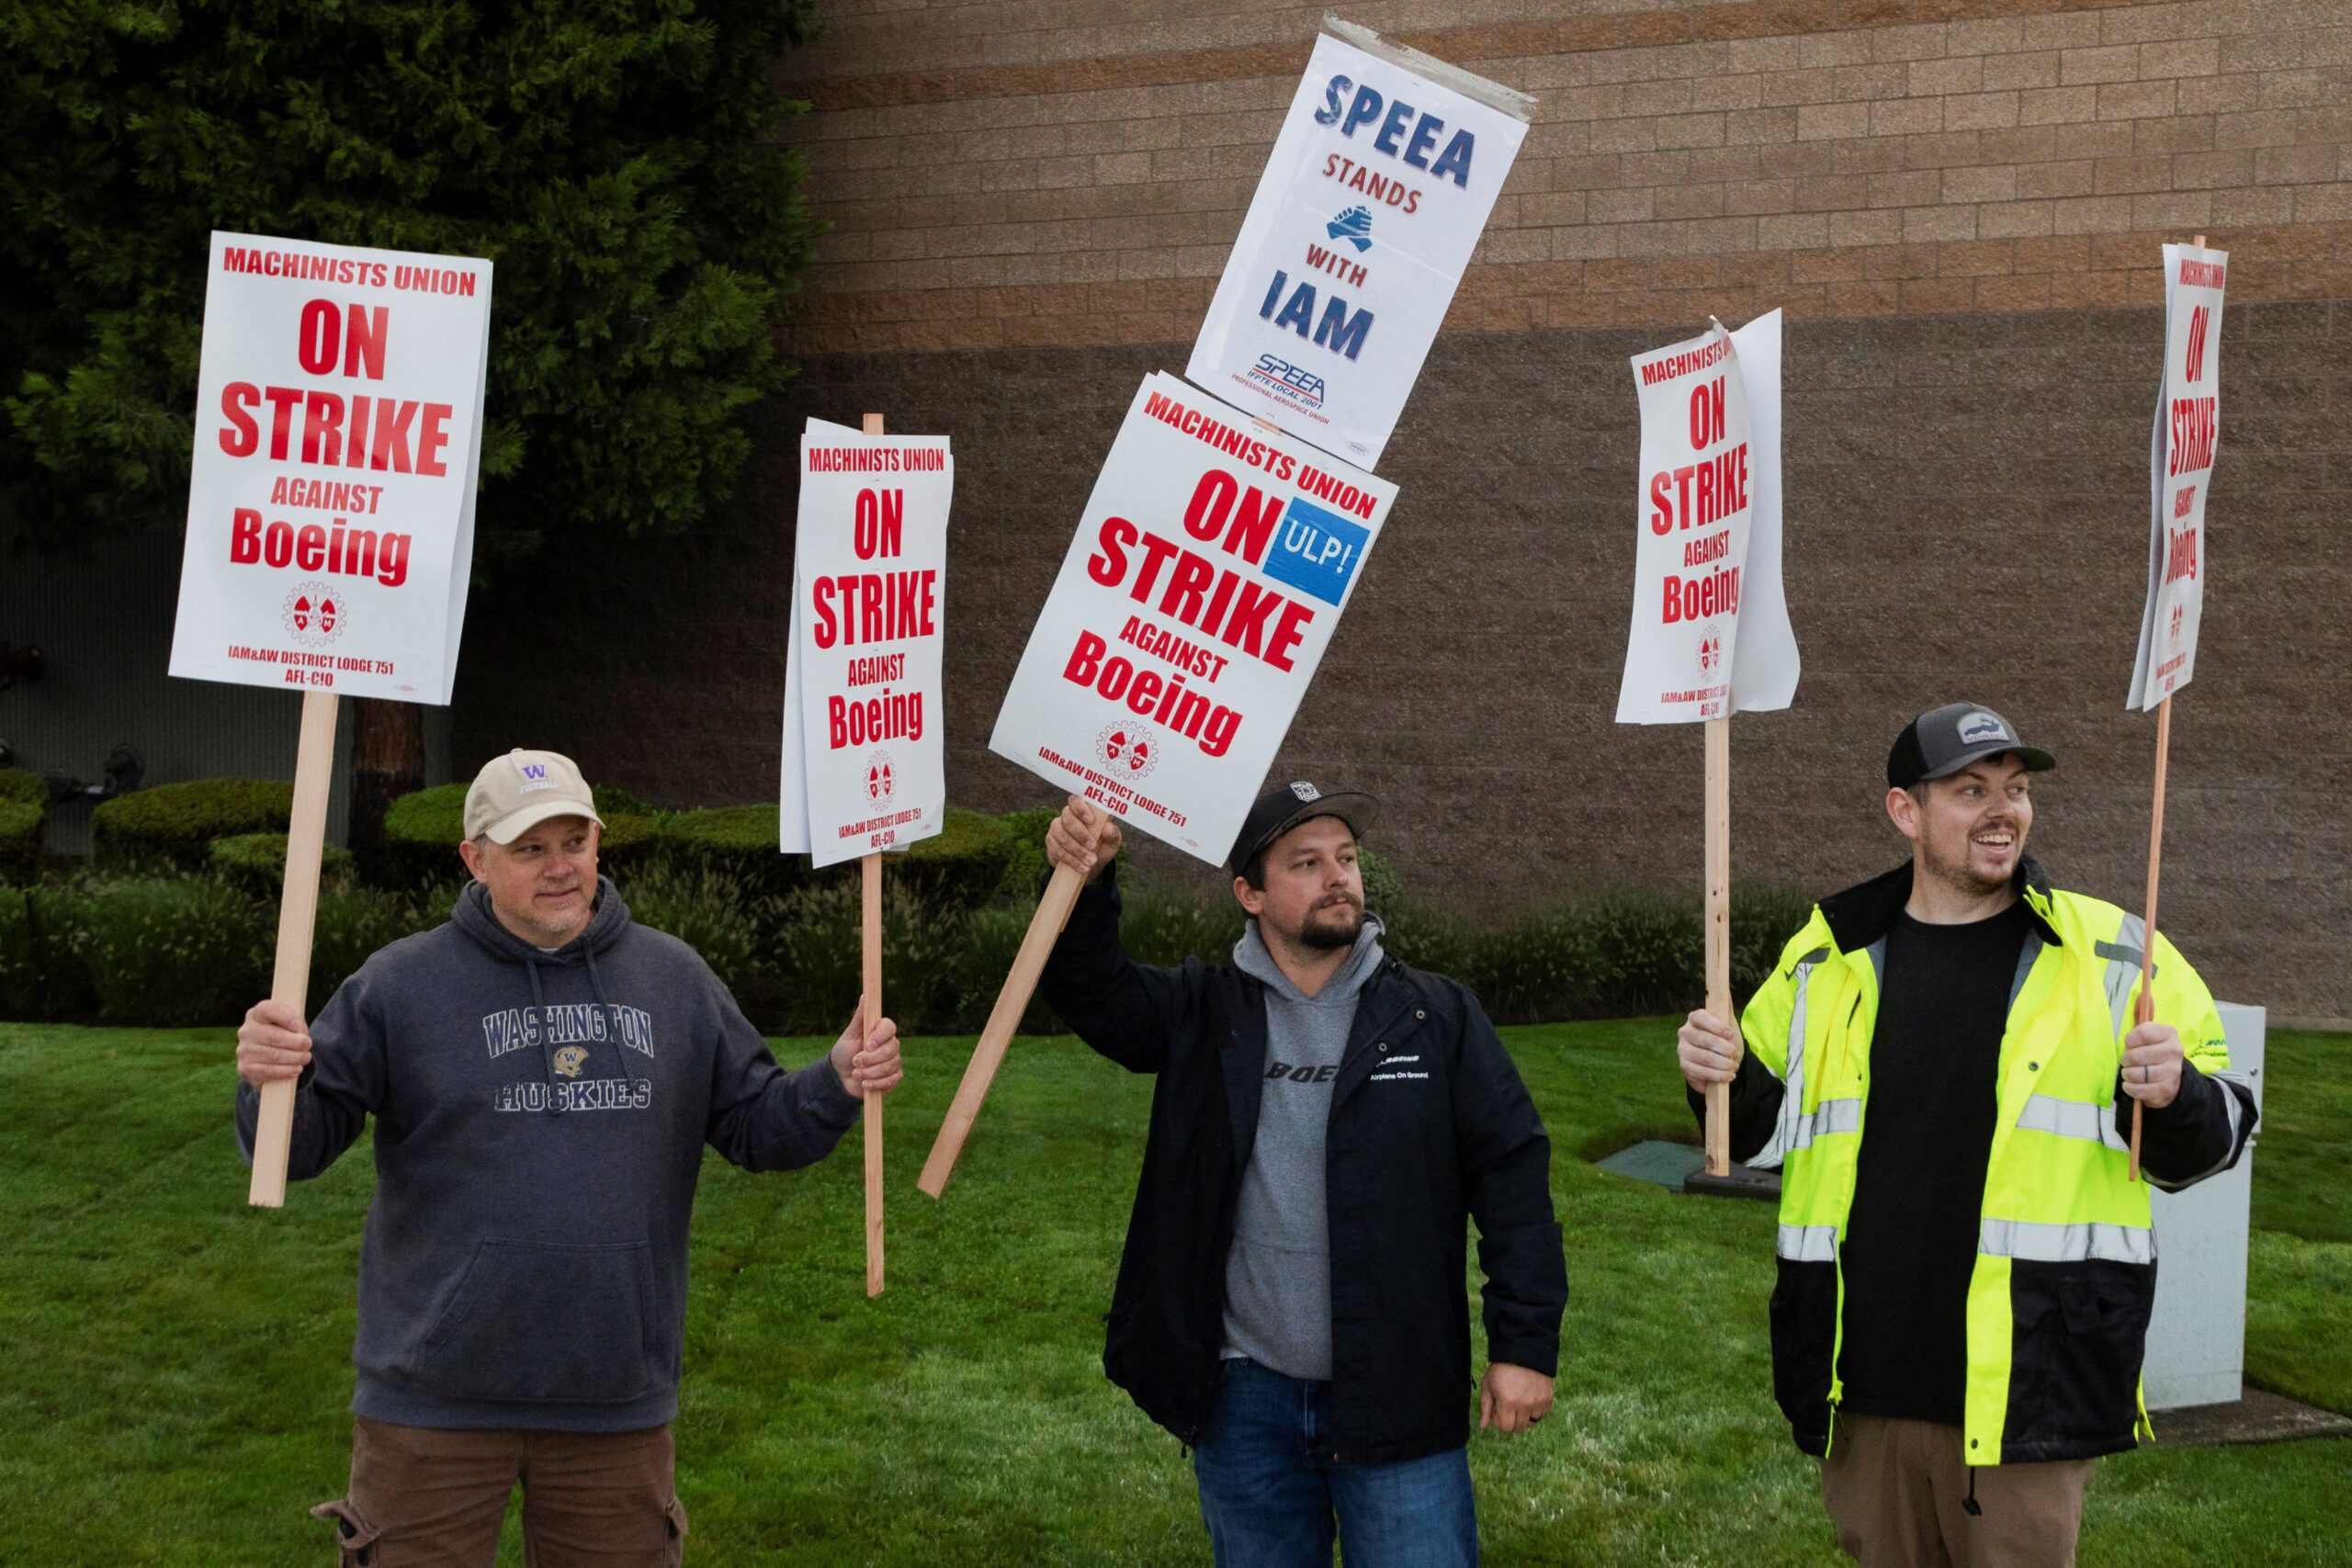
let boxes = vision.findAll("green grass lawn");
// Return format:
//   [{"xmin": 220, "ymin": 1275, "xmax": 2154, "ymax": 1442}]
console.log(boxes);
[{"xmin": 1, "ymin": 1020, "xmax": 2343, "ymax": 1565}]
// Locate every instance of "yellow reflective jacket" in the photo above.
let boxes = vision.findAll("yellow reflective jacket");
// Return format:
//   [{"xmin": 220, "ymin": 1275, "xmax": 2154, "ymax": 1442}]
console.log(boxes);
[{"xmin": 1725, "ymin": 861, "xmax": 2257, "ymax": 1465}]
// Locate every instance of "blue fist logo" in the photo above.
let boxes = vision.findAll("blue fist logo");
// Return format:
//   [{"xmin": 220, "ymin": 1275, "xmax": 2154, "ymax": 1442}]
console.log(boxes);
[{"xmin": 1327, "ymin": 206, "xmax": 1374, "ymax": 253}]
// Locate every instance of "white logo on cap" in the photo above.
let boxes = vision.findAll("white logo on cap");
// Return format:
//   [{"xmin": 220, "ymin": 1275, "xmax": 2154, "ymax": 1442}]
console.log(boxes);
[
  {"xmin": 1290, "ymin": 782, "xmax": 1320, "ymax": 801},
  {"xmin": 1957, "ymin": 711, "xmax": 2010, "ymax": 745}
]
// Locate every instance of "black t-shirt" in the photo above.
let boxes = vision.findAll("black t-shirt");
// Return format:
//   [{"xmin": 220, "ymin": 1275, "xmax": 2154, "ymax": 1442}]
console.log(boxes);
[{"xmin": 1837, "ymin": 901, "xmax": 2030, "ymax": 1426}]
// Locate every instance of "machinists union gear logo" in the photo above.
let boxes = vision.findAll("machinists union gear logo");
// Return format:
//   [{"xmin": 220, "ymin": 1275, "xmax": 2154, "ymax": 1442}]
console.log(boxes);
[
  {"xmin": 1327, "ymin": 206, "xmax": 1374, "ymax": 252},
  {"xmin": 281, "ymin": 581, "xmax": 346, "ymax": 648},
  {"xmin": 1697, "ymin": 634, "xmax": 1721, "ymax": 674},
  {"xmin": 1096, "ymin": 723, "xmax": 1162, "ymax": 780},
  {"xmin": 552, "ymin": 1045, "xmax": 589, "ymax": 1079},
  {"xmin": 865, "ymin": 751, "xmax": 896, "ymax": 802}
]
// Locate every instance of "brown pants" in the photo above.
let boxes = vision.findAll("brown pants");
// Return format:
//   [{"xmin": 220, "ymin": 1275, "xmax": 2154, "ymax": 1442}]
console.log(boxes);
[
  {"xmin": 311, "ymin": 1416, "xmax": 688, "ymax": 1567},
  {"xmin": 1820, "ymin": 1415, "xmax": 2095, "ymax": 1568}
]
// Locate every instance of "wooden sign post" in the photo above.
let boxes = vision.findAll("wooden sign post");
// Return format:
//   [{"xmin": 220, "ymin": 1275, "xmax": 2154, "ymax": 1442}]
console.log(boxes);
[
  {"xmin": 1702, "ymin": 716, "xmax": 1733, "ymax": 1177},
  {"xmin": 247, "ymin": 690, "xmax": 340, "ymax": 1207},
  {"xmin": 2130, "ymin": 696, "xmax": 2171, "ymax": 1181},
  {"xmin": 917, "ymin": 860, "xmax": 1084, "ymax": 1199}
]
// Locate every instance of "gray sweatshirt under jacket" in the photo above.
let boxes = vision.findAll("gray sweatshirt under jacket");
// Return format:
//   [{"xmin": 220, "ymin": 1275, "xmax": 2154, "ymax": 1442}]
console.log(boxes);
[
  {"xmin": 1221, "ymin": 914, "xmax": 1387, "ymax": 1382},
  {"xmin": 234, "ymin": 877, "xmax": 861, "ymax": 1432}
]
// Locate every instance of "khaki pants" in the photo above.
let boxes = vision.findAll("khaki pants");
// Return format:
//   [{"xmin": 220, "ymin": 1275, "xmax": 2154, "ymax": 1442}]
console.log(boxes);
[
  {"xmin": 1820, "ymin": 1414, "xmax": 2095, "ymax": 1568},
  {"xmin": 311, "ymin": 1416, "xmax": 688, "ymax": 1567}
]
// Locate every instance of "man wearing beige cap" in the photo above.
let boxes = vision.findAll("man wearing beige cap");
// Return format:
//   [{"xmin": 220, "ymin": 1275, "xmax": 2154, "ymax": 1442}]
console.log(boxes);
[{"xmin": 234, "ymin": 749, "xmax": 900, "ymax": 1566}]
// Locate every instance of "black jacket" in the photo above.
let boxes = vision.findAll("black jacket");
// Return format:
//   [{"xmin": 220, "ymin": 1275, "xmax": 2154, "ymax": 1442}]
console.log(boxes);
[{"xmin": 1041, "ymin": 868, "xmax": 1566, "ymax": 1464}]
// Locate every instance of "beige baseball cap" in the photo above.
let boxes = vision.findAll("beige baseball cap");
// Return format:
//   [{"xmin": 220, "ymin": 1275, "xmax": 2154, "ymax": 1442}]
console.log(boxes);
[{"xmin": 464, "ymin": 749, "xmax": 605, "ymax": 844}]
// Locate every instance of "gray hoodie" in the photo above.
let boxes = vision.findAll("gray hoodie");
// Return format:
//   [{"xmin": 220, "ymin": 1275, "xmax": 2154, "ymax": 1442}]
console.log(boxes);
[
  {"xmin": 1221, "ymin": 913, "xmax": 1386, "ymax": 1382},
  {"xmin": 234, "ymin": 877, "xmax": 860, "ymax": 1431}
]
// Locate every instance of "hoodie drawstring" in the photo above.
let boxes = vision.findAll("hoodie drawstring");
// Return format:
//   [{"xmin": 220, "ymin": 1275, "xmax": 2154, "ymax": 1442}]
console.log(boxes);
[
  {"xmin": 524, "ymin": 956, "xmax": 561, "ymax": 1116},
  {"xmin": 582, "ymin": 940, "xmax": 626, "ymax": 1063},
  {"xmin": 1962, "ymin": 1464, "xmax": 1981, "ymax": 1517}
]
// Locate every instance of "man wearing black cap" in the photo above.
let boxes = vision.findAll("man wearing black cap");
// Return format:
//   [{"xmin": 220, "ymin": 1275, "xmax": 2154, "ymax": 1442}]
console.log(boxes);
[
  {"xmin": 1037, "ymin": 784, "xmax": 1566, "ymax": 1568},
  {"xmin": 1677, "ymin": 704, "xmax": 2256, "ymax": 1567}
]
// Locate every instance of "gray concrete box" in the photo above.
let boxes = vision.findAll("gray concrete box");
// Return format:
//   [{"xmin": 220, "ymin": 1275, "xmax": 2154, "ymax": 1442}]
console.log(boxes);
[{"xmin": 2143, "ymin": 1001, "xmax": 2266, "ymax": 1412}]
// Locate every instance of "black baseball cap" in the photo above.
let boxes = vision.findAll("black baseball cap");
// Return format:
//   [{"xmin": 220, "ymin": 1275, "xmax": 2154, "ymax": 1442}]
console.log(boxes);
[
  {"xmin": 1227, "ymin": 781, "xmax": 1380, "ymax": 877},
  {"xmin": 1887, "ymin": 703, "xmax": 2056, "ymax": 790}
]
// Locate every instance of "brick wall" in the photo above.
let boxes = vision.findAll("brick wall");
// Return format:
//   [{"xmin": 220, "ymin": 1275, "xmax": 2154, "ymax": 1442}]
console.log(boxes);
[
  {"xmin": 777, "ymin": 0, "xmax": 2350, "ymax": 349},
  {"xmin": 455, "ymin": 0, "xmax": 2350, "ymax": 1021}
]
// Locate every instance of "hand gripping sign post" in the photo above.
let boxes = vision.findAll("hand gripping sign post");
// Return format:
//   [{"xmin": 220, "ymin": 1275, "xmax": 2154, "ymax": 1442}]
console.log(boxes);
[
  {"xmin": 1186, "ymin": 21, "xmax": 1530, "ymax": 468},
  {"xmin": 917, "ymin": 372, "xmax": 1396, "ymax": 1196},
  {"xmin": 780, "ymin": 414, "xmax": 953, "ymax": 1291},
  {"xmin": 2123, "ymin": 237, "xmax": 2226, "ymax": 1181},
  {"xmin": 170, "ymin": 233, "xmax": 492, "ymax": 1208},
  {"xmin": 1616, "ymin": 313, "xmax": 1800, "ymax": 1178}
]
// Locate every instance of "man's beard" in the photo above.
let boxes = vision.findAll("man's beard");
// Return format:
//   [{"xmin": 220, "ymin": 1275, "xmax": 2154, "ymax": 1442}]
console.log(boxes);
[
  {"xmin": 1298, "ymin": 896, "xmax": 1364, "ymax": 950},
  {"xmin": 1921, "ymin": 829, "xmax": 2014, "ymax": 900}
]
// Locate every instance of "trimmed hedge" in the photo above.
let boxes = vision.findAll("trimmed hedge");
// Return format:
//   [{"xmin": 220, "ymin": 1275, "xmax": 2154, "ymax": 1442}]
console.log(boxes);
[
  {"xmin": 664, "ymin": 805, "xmax": 803, "ymax": 901},
  {"xmin": 209, "ymin": 832, "xmax": 356, "ymax": 898},
  {"xmin": 994, "ymin": 807, "xmax": 1057, "ymax": 902},
  {"xmin": 895, "ymin": 808, "xmax": 1013, "ymax": 915},
  {"xmin": 1355, "ymin": 845, "xmax": 1401, "ymax": 914},
  {"xmin": 74, "ymin": 877, "xmax": 270, "ymax": 1024},
  {"xmin": 0, "ymin": 885, "xmax": 94, "ymax": 1019},
  {"xmin": 0, "ymin": 799, "xmax": 42, "ymax": 886},
  {"xmin": 2, "ymin": 768, "xmax": 51, "ymax": 885},
  {"xmin": 308, "ymin": 886, "xmax": 427, "ymax": 1010},
  {"xmin": 91, "ymin": 778, "xmax": 291, "ymax": 874}
]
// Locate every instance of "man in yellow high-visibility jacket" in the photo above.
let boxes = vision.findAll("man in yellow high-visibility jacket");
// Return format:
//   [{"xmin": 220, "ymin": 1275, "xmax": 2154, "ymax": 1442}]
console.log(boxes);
[{"xmin": 1679, "ymin": 702, "xmax": 2257, "ymax": 1568}]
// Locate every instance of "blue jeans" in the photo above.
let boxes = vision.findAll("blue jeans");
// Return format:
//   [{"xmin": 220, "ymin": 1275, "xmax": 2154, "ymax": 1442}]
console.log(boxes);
[{"xmin": 1193, "ymin": 1358, "xmax": 1477, "ymax": 1568}]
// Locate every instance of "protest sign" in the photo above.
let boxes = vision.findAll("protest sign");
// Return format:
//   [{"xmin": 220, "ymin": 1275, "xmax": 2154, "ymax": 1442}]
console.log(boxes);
[
  {"xmin": 1617, "ymin": 314, "xmax": 1800, "ymax": 1176},
  {"xmin": 919, "ymin": 372, "xmax": 1396, "ymax": 1197},
  {"xmin": 779, "ymin": 419, "xmax": 953, "ymax": 869},
  {"xmin": 165, "ymin": 233, "xmax": 492, "ymax": 1207},
  {"xmin": 1616, "ymin": 317, "xmax": 1797, "ymax": 724},
  {"xmin": 988, "ymin": 371, "xmax": 1395, "ymax": 864},
  {"xmin": 171, "ymin": 233, "xmax": 492, "ymax": 704},
  {"xmin": 2129, "ymin": 243, "xmax": 2227, "ymax": 712},
  {"xmin": 2122, "ymin": 239, "xmax": 2226, "ymax": 1179},
  {"xmin": 777, "ymin": 412, "xmax": 953, "ymax": 1292},
  {"xmin": 1185, "ymin": 24, "xmax": 1530, "ymax": 469}
]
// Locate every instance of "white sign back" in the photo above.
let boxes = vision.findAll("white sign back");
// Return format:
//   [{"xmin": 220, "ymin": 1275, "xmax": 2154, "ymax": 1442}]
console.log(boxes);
[{"xmin": 2129, "ymin": 243, "xmax": 2226, "ymax": 711}]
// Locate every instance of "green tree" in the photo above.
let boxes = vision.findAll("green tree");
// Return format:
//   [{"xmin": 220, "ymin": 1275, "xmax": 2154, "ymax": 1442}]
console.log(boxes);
[
  {"xmin": 1, "ymin": 0, "xmax": 823, "ymax": 850},
  {"xmin": 3, "ymin": 0, "xmax": 820, "ymax": 558}
]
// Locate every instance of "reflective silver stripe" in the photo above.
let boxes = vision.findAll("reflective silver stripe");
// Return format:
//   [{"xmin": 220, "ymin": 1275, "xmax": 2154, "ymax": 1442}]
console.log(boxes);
[
  {"xmin": 1979, "ymin": 1217, "xmax": 2153, "ymax": 1265},
  {"xmin": 2147, "ymin": 1066, "xmax": 2256, "ymax": 1192},
  {"xmin": 1753, "ymin": 950, "xmax": 1828, "ymax": 1170},
  {"xmin": 2017, "ymin": 1093, "xmax": 2105, "ymax": 1141},
  {"xmin": 2016, "ymin": 1092, "xmax": 2133, "ymax": 1154},
  {"xmin": 1779, "ymin": 1224, "xmax": 1838, "ymax": 1262},
  {"xmin": 2099, "ymin": 914, "xmax": 2150, "ymax": 1036},
  {"xmin": 1787, "ymin": 1095, "xmax": 1863, "ymax": 1149},
  {"xmin": 2007, "ymin": 931, "xmax": 2042, "ymax": 1012}
]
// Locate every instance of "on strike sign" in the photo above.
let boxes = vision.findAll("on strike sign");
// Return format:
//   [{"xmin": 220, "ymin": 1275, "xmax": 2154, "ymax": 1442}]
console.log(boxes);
[
  {"xmin": 1615, "ymin": 314, "xmax": 1799, "ymax": 724},
  {"xmin": 780, "ymin": 419, "xmax": 953, "ymax": 868},
  {"xmin": 2129, "ymin": 243, "xmax": 2227, "ymax": 711},
  {"xmin": 1186, "ymin": 27, "xmax": 1529, "ymax": 470},
  {"xmin": 990, "ymin": 372, "xmax": 1396, "ymax": 865},
  {"xmin": 169, "ymin": 232, "xmax": 492, "ymax": 704}
]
